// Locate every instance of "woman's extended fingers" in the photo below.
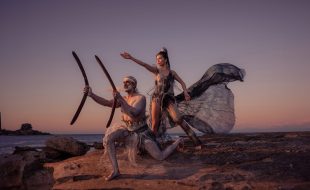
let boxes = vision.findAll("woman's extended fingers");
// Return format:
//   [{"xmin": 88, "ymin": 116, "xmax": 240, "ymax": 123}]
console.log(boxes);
[
  {"xmin": 120, "ymin": 52, "xmax": 131, "ymax": 59},
  {"xmin": 184, "ymin": 92, "xmax": 191, "ymax": 101},
  {"xmin": 185, "ymin": 95, "xmax": 191, "ymax": 101}
]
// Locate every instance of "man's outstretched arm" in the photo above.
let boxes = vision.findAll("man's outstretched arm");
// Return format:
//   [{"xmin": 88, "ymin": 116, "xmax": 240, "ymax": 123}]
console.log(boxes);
[{"xmin": 85, "ymin": 86, "xmax": 120, "ymax": 108}]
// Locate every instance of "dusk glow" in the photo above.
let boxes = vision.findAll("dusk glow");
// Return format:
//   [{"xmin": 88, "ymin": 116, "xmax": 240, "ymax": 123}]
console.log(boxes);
[{"xmin": 1, "ymin": 0, "xmax": 310, "ymax": 134}]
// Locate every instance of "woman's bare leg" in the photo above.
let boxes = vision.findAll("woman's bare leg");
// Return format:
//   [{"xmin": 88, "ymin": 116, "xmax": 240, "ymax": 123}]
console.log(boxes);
[
  {"xmin": 151, "ymin": 99, "xmax": 161, "ymax": 136},
  {"xmin": 144, "ymin": 138, "xmax": 182, "ymax": 161},
  {"xmin": 179, "ymin": 120, "xmax": 202, "ymax": 147},
  {"xmin": 167, "ymin": 103, "xmax": 202, "ymax": 146}
]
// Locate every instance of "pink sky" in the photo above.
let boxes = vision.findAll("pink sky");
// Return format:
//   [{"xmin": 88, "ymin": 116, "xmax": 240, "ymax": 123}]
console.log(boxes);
[{"xmin": 1, "ymin": 0, "xmax": 310, "ymax": 134}]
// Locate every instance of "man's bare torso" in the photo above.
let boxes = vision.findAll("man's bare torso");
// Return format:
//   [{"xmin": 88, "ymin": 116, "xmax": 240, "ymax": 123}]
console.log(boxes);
[{"xmin": 121, "ymin": 93, "xmax": 146, "ymax": 122}]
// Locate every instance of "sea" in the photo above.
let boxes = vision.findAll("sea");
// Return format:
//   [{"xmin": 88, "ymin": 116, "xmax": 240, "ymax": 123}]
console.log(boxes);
[
  {"xmin": 0, "ymin": 133, "xmax": 183, "ymax": 155},
  {"xmin": 0, "ymin": 134, "xmax": 104, "ymax": 154}
]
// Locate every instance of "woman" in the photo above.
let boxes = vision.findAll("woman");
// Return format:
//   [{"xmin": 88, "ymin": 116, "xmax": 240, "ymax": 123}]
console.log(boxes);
[{"xmin": 121, "ymin": 48, "xmax": 201, "ymax": 146}]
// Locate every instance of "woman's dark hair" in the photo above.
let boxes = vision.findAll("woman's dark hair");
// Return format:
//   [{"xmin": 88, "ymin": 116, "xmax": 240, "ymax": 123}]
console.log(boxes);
[{"xmin": 156, "ymin": 47, "xmax": 170, "ymax": 69}]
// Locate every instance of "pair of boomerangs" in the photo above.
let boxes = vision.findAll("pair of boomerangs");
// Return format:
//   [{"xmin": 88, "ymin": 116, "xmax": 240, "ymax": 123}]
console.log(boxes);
[{"xmin": 70, "ymin": 51, "xmax": 117, "ymax": 128}]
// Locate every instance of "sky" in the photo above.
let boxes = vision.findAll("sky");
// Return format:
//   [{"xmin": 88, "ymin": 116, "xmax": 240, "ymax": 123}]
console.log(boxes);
[{"xmin": 1, "ymin": 0, "xmax": 310, "ymax": 134}]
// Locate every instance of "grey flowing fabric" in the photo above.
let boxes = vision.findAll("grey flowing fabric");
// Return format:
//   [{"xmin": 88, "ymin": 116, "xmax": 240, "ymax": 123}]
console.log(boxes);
[
  {"xmin": 175, "ymin": 63, "xmax": 245, "ymax": 102},
  {"xmin": 174, "ymin": 63, "xmax": 245, "ymax": 134}
]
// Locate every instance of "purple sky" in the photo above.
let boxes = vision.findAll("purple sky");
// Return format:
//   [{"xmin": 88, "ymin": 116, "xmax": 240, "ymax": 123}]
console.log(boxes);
[{"xmin": 1, "ymin": 0, "xmax": 310, "ymax": 134}]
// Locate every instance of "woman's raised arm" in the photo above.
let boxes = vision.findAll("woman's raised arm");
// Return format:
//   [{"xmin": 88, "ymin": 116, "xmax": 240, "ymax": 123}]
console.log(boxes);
[{"xmin": 120, "ymin": 52, "xmax": 157, "ymax": 74}]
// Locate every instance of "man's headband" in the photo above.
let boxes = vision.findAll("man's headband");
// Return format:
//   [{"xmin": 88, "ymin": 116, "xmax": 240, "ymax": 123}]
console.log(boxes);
[{"xmin": 123, "ymin": 76, "xmax": 137, "ymax": 86}]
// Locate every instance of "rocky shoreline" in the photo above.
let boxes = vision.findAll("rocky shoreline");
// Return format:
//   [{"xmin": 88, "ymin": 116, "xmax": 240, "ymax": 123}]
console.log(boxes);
[{"xmin": 1, "ymin": 131, "xmax": 310, "ymax": 190}]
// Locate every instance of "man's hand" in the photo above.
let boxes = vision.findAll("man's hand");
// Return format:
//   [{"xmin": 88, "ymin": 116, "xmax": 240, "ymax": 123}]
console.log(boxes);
[
  {"xmin": 84, "ymin": 86, "xmax": 93, "ymax": 97},
  {"xmin": 113, "ymin": 91, "xmax": 125, "ymax": 107},
  {"xmin": 113, "ymin": 91, "xmax": 122, "ymax": 101}
]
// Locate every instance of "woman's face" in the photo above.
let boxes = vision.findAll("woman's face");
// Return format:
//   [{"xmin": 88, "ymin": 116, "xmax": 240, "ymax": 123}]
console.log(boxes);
[{"xmin": 156, "ymin": 54, "xmax": 166, "ymax": 67}]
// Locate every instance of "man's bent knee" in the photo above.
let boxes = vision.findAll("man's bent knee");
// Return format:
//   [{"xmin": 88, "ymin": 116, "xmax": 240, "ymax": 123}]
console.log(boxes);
[{"xmin": 153, "ymin": 153, "xmax": 164, "ymax": 161}]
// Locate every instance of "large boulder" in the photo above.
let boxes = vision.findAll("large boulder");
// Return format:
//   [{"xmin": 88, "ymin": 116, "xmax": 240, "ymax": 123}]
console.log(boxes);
[
  {"xmin": 42, "ymin": 146, "xmax": 65, "ymax": 161},
  {"xmin": 45, "ymin": 136, "xmax": 90, "ymax": 156}
]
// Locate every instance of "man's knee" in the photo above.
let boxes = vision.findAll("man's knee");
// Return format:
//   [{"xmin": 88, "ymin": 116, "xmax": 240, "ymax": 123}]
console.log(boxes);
[
  {"xmin": 105, "ymin": 135, "xmax": 115, "ymax": 145},
  {"xmin": 152, "ymin": 152, "xmax": 164, "ymax": 161},
  {"xmin": 156, "ymin": 155, "xmax": 165, "ymax": 161},
  {"xmin": 104, "ymin": 131, "xmax": 121, "ymax": 145}
]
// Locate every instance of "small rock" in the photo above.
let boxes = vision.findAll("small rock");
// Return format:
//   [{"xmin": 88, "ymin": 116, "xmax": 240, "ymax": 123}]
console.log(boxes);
[
  {"xmin": 14, "ymin": 146, "xmax": 38, "ymax": 153},
  {"xmin": 93, "ymin": 142, "xmax": 104, "ymax": 149}
]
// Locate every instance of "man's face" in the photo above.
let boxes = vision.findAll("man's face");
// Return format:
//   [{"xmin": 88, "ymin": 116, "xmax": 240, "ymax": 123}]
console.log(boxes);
[{"xmin": 123, "ymin": 80, "xmax": 135, "ymax": 93}]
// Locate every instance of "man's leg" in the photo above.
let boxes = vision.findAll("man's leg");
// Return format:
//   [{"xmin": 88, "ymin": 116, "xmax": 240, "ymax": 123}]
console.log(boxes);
[
  {"xmin": 103, "ymin": 125, "xmax": 128, "ymax": 181},
  {"xmin": 144, "ymin": 138, "xmax": 182, "ymax": 161}
]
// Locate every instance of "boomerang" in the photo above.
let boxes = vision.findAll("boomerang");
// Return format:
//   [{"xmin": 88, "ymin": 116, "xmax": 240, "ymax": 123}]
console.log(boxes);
[
  {"xmin": 95, "ymin": 55, "xmax": 117, "ymax": 128},
  {"xmin": 70, "ymin": 51, "xmax": 89, "ymax": 125}
]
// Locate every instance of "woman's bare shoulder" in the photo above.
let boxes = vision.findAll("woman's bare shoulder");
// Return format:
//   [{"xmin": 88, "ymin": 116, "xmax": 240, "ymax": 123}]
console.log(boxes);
[{"xmin": 170, "ymin": 70, "xmax": 178, "ymax": 76}]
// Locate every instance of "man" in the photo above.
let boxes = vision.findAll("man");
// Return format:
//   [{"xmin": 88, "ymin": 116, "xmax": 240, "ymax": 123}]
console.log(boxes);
[{"xmin": 84, "ymin": 76, "xmax": 182, "ymax": 181}]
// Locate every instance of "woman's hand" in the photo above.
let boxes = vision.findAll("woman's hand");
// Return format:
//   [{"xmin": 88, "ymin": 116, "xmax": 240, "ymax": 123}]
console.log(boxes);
[
  {"xmin": 120, "ymin": 52, "xmax": 132, "ymax": 60},
  {"xmin": 184, "ymin": 91, "xmax": 191, "ymax": 101},
  {"xmin": 84, "ymin": 86, "xmax": 92, "ymax": 97}
]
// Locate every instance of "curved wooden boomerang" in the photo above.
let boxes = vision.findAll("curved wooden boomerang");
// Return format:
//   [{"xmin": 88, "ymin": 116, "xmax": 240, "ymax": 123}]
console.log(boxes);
[
  {"xmin": 95, "ymin": 55, "xmax": 117, "ymax": 128},
  {"xmin": 70, "ymin": 51, "xmax": 89, "ymax": 125}
]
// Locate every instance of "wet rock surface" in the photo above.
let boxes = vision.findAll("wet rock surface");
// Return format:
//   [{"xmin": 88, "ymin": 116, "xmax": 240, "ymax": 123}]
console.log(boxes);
[
  {"xmin": 45, "ymin": 132, "xmax": 310, "ymax": 190},
  {"xmin": 0, "ymin": 151, "xmax": 54, "ymax": 190}
]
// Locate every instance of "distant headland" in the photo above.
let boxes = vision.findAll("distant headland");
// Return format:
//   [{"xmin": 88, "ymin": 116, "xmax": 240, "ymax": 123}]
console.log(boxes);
[{"xmin": 0, "ymin": 123, "xmax": 50, "ymax": 135}]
